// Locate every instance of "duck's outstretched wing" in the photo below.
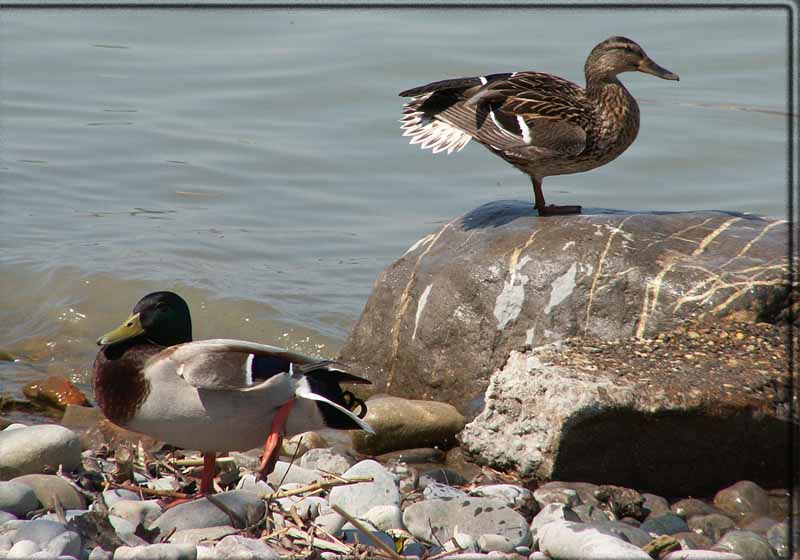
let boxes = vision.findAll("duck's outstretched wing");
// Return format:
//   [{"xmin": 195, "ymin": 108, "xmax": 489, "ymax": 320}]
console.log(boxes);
[{"xmin": 400, "ymin": 71, "xmax": 589, "ymax": 159}]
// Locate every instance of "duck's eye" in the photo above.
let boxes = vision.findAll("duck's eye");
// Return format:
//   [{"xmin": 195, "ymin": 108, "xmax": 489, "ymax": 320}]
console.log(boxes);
[{"xmin": 156, "ymin": 302, "xmax": 168, "ymax": 311}]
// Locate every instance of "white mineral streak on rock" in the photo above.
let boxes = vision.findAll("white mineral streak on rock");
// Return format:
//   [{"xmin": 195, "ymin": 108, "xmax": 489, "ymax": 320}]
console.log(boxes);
[
  {"xmin": 403, "ymin": 233, "xmax": 436, "ymax": 256},
  {"xmin": 525, "ymin": 327, "xmax": 535, "ymax": 347},
  {"xmin": 412, "ymin": 284, "xmax": 433, "ymax": 340},
  {"xmin": 562, "ymin": 241, "xmax": 575, "ymax": 251},
  {"xmin": 544, "ymin": 263, "xmax": 577, "ymax": 314},
  {"xmin": 494, "ymin": 255, "xmax": 531, "ymax": 329},
  {"xmin": 538, "ymin": 520, "xmax": 651, "ymax": 559}
]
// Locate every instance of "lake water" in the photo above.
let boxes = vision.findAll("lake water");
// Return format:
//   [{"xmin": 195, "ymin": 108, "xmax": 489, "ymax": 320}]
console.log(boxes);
[{"xmin": 0, "ymin": 7, "xmax": 791, "ymax": 400}]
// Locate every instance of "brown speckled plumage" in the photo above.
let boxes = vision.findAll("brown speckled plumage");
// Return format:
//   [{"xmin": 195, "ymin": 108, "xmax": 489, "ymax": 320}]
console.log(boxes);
[
  {"xmin": 93, "ymin": 338, "xmax": 155, "ymax": 426},
  {"xmin": 399, "ymin": 36, "xmax": 678, "ymax": 214}
]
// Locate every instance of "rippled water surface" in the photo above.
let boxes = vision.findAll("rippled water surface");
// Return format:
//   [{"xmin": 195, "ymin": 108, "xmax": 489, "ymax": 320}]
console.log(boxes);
[{"xmin": 0, "ymin": 7, "xmax": 790, "ymax": 398}]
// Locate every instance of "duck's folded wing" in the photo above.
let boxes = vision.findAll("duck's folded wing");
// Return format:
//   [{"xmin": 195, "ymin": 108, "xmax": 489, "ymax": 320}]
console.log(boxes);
[
  {"xmin": 153, "ymin": 339, "xmax": 321, "ymax": 390},
  {"xmin": 152, "ymin": 339, "xmax": 370, "ymax": 391},
  {"xmin": 430, "ymin": 71, "xmax": 588, "ymax": 157}
]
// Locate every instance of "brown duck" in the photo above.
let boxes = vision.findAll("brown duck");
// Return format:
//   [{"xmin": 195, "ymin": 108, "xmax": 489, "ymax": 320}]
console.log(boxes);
[{"xmin": 399, "ymin": 36, "xmax": 679, "ymax": 215}]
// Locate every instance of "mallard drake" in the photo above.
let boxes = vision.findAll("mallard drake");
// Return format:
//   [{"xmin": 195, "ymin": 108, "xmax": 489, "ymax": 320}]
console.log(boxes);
[
  {"xmin": 93, "ymin": 291, "xmax": 372, "ymax": 495},
  {"xmin": 399, "ymin": 36, "xmax": 679, "ymax": 216}
]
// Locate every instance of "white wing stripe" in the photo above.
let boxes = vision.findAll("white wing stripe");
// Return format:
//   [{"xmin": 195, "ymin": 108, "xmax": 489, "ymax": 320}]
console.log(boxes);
[{"xmin": 245, "ymin": 353, "xmax": 254, "ymax": 386}]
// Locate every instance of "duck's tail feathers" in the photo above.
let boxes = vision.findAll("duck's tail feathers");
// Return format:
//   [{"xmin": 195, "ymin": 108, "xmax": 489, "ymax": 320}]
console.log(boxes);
[
  {"xmin": 294, "ymin": 362, "xmax": 374, "ymax": 433},
  {"xmin": 400, "ymin": 91, "xmax": 473, "ymax": 155}
]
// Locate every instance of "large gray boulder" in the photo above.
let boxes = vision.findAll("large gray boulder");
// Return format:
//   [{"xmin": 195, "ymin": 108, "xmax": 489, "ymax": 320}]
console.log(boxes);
[{"xmin": 340, "ymin": 203, "xmax": 788, "ymax": 412}]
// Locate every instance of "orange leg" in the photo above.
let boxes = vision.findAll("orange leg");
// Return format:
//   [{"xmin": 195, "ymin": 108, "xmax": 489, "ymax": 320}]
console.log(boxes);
[
  {"xmin": 200, "ymin": 452, "xmax": 217, "ymax": 495},
  {"xmin": 257, "ymin": 399, "xmax": 295, "ymax": 481},
  {"xmin": 161, "ymin": 452, "xmax": 216, "ymax": 510}
]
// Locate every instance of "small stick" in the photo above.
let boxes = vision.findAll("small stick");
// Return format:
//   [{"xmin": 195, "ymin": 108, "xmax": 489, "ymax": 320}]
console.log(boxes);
[
  {"xmin": 426, "ymin": 548, "xmax": 467, "ymax": 560},
  {"xmin": 170, "ymin": 456, "xmax": 237, "ymax": 467},
  {"xmin": 289, "ymin": 505, "xmax": 304, "ymax": 529},
  {"xmin": 112, "ymin": 482, "xmax": 190, "ymax": 500},
  {"xmin": 259, "ymin": 476, "xmax": 373, "ymax": 500},
  {"xmin": 286, "ymin": 527, "xmax": 352, "ymax": 554},
  {"xmin": 330, "ymin": 504, "xmax": 404, "ymax": 560}
]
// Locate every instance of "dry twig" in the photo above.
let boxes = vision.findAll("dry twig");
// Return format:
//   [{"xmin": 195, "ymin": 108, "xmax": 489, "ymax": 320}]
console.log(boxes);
[
  {"xmin": 330, "ymin": 504, "xmax": 404, "ymax": 560},
  {"xmin": 259, "ymin": 476, "xmax": 373, "ymax": 500}
]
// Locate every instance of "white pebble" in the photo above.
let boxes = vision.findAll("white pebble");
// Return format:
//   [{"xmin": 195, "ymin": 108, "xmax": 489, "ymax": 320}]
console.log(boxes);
[{"xmin": 7, "ymin": 539, "xmax": 40, "ymax": 559}]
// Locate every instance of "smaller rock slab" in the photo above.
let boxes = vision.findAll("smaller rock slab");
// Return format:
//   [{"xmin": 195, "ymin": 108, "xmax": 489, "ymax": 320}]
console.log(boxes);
[{"xmin": 351, "ymin": 396, "xmax": 465, "ymax": 455}]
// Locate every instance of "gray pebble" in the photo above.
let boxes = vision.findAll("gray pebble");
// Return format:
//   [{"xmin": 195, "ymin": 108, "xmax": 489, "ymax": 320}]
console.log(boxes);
[
  {"xmin": 113, "ymin": 543, "xmax": 198, "ymax": 560},
  {"xmin": 103, "ymin": 489, "xmax": 142, "ymax": 508},
  {"xmin": 1, "ymin": 519, "xmax": 27, "ymax": 533},
  {"xmin": 642, "ymin": 493, "xmax": 671, "ymax": 518},
  {"xmin": 195, "ymin": 545, "xmax": 216, "ymax": 560},
  {"xmin": 404, "ymin": 497, "xmax": 529, "ymax": 548},
  {"xmin": 591, "ymin": 521, "xmax": 651, "ymax": 548},
  {"xmin": 0, "ymin": 425, "xmax": 82, "ymax": 479},
  {"xmin": 418, "ymin": 468, "xmax": 467, "ymax": 489},
  {"xmin": 530, "ymin": 503, "xmax": 581, "ymax": 535},
  {"xmin": 477, "ymin": 534, "xmax": 515, "ymax": 553},
  {"xmin": 10, "ymin": 474, "xmax": 86, "ymax": 510},
  {"xmin": 7, "ymin": 538, "xmax": 39, "ymax": 558},
  {"xmin": 151, "ymin": 490, "xmax": 265, "ymax": 534},
  {"xmin": 266, "ymin": 461, "xmax": 324, "ymax": 487},
  {"xmin": 329, "ymin": 460, "xmax": 400, "ymax": 517},
  {"xmin": 110, "ymin": 500, "xmax": 163, "ymax": 529},
  {"xmin": 688, "ymin": 513, "xmax": 735, "ymax": 541},
  {"xmin": 533, "ymin": 487, "xmax": 580, "ymax": 509},
  {"xmin": 714, "ymin": 529, "xmax": 778, "ymax": 560},
  {"xmin": 0, "ymin": 481, "xmax": 40, "ymax": 517},
  {"xmin": 424, "ymin": 482, "xmax": 468, "ymax": 501},
  {"xmin": 766, "ymin": 520, "xmax": 794, "ymax": 559},
  {"xmin": 89, "ymin": 546, "xmax": 114, "ymax": 560},
  {"xmin": 360, "ymin": 504, "xmax": 404, "ymax": 532},
  {"xmin": 13, "ymin": 519, "xmax": 71, "ymax": 548},
  {"xmin": 275, "ymin": 495, "xmax": 328, "ymax": 520},
  {"xmin": 314, "ymin": 512, "xmax": 346, "ymax": 536},
  {"xmin": 672, "ymin": 531, "xmax": 713, "ymax": 550},
  {"xmin": 235, "ymin": 474, "xmax": 273, "ymax": 496},
  {"xmin": 0, "ymin": 532, "xmax": 14, "ymax": 552},
  {"xmin": 298, "ymin": 448, "xmax": 354, "ymax": 475},
  {"xmin": 742, "ymin": 516, "xmax": 780, "ymax": 535},
  {"xmin": 470, "ymin": 485, "xmax": 535, "ymax": 511},
  {"xmin": 42, "ymin": 509, "xmax": 90, "ymax": 523},
  {"xmin": 640, "ymin": 512, "xmax": 689, "ymax": 536},
  {"xmin": 537, "ymin": 481, "xmax": 600, "ymax": 506},
  {"xmin": 214, "ymin": 535, "xmax": 278, "ymax": 560},
  {"xmin": 714, "ymin": 481, "xmax": 770, "ymax": 518},
  {"xmin": 573, "ymin": 503, "xmax": 613, "ymax": 524},
  {"xmin": 672, "ymin": 498, "xmax": 723, "ymax": 519},
  {"xmin": 108, "ymin": 514, "xmax": 148, "ymax": 547},
  {"xmin": 538, "ymin": 520, "xmax": 651, "ymax": 559},
  {"xmin": 45, "ymin": 529, "xmax": 82, "ymax": 558},
  {"xmin": 169, "ymin": 526, "xmax": 237, "ymax": 545},
  {"xmin": 443, "ymin": 532, "xmax": 478, "ymax": 553}
]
